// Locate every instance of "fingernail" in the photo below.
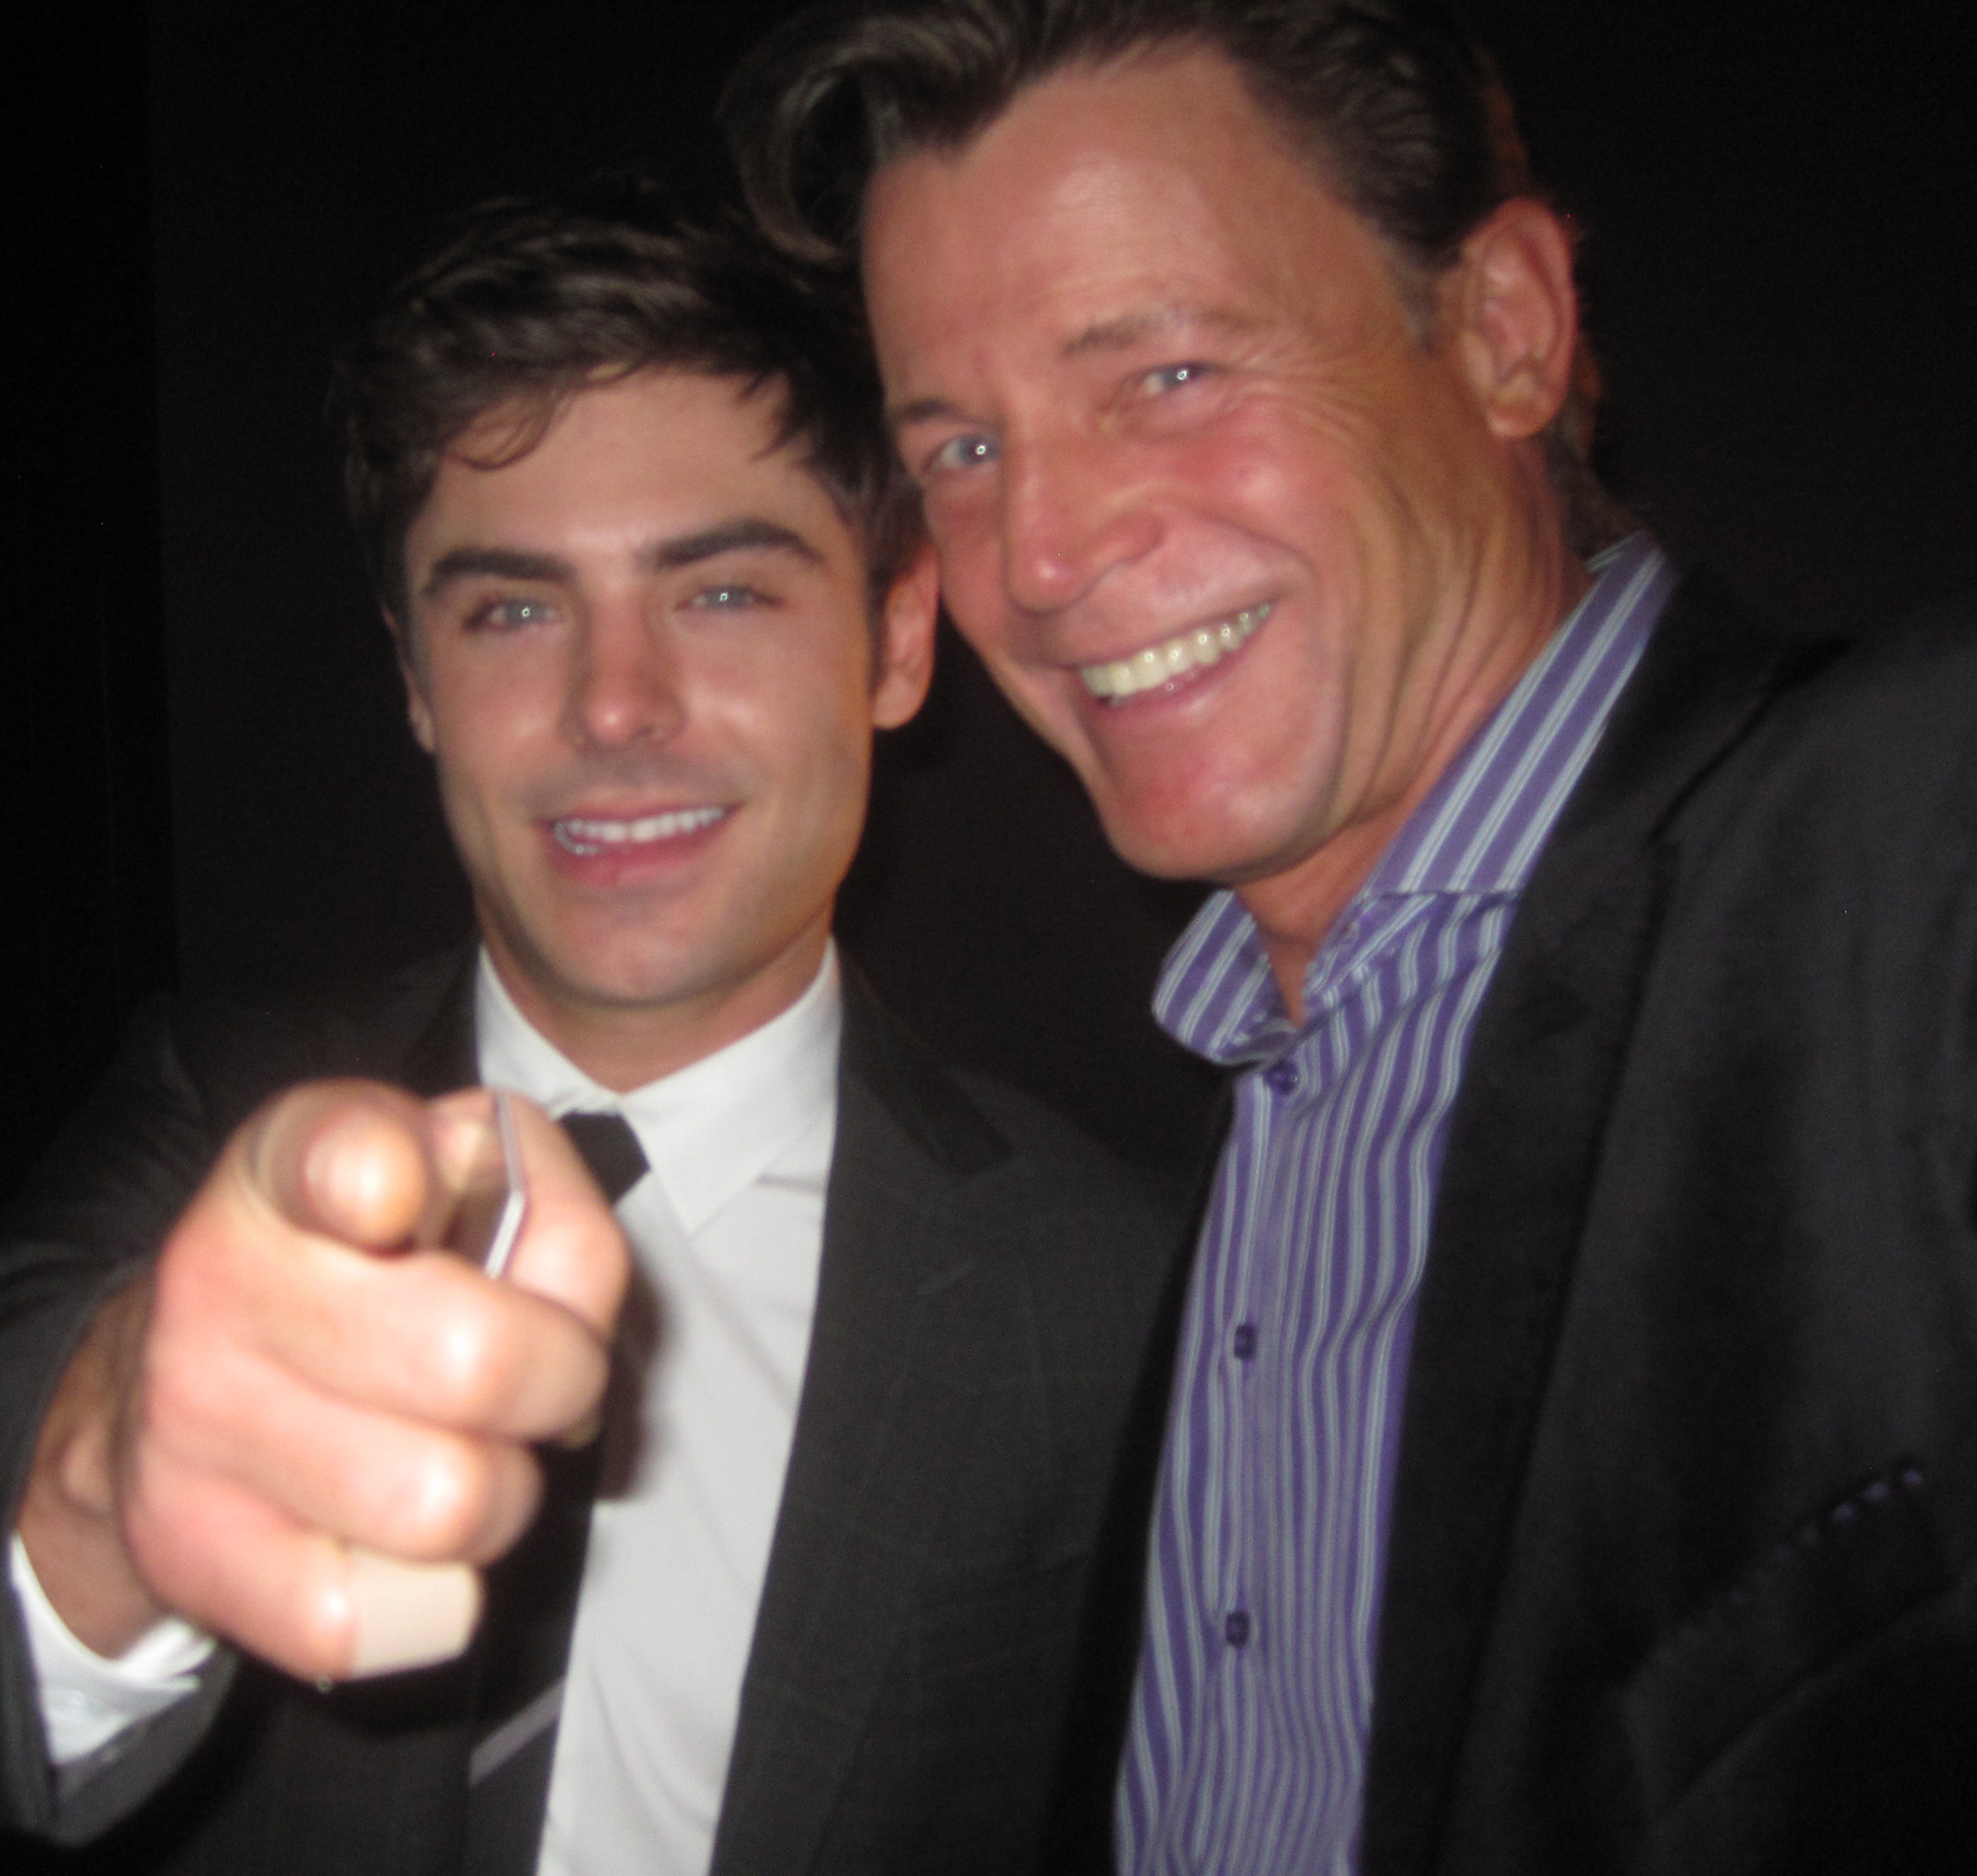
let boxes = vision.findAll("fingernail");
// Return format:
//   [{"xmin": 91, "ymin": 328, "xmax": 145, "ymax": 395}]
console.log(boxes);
[{"xmin": 346, "ymin": 1548, "xmax": 482, "ymax": 1678}]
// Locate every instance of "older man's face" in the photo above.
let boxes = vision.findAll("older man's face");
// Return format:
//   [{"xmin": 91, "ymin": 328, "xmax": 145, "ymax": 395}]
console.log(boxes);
[{"xmin": 864, "ymin": 49, "xmax": 1556, "ymax": 917}]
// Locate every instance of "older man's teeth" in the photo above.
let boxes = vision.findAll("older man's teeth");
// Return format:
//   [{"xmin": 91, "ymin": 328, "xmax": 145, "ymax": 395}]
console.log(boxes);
[
  {"xmin": 1079, "ymin": 603, "xmax": 1271, "ymax": 700},
  {"xmin": 552, "ymin": 807, "xmax": 726, "ymax": 856}
]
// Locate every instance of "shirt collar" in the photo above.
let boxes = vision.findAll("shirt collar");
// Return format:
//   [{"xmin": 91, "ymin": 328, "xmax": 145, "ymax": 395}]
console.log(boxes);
[
  {"xmin": 473, "ymin": 943, "xmax": 842, "ymax": 1235},
  {"xmin": 1154, "ymin": 535, "xmax": 1675, "ymax": 1064}
]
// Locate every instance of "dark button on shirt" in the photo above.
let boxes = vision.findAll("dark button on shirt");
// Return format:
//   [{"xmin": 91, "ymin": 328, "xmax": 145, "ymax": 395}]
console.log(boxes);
[
  {"xmin": 1225, "ymin": 1611, "xmax": 1252, "ymax": 1648},
  {"xmin": 1232, "ymin": 1324, "xmax": 1258, "ymax": 1361}
]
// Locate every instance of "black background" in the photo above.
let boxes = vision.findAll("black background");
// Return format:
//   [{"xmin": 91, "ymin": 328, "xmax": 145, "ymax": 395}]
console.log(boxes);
[{"xmin": 6, "ymin": 1, "xmax": 1974, "ymax": 1198}]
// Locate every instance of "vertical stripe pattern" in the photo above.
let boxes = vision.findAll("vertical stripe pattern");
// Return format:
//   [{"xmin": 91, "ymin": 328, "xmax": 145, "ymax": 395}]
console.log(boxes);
[{"xmin": 1117, "ymin": 537, "xmax": 1675, "ymax": 1873}]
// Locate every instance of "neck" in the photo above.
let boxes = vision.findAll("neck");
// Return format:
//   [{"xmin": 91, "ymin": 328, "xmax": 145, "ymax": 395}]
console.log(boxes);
[{"xmin": 1241, "ymin": 517, "xmax": 1589, "ymax": 1025}]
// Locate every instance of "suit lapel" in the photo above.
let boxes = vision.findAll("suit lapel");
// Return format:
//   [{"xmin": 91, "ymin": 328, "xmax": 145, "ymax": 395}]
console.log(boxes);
[
  {"xmin": 1359, "ymin": 577, "xmax": 1846, "ymax": 1876},
  {"xmin": 709, "ymin": 972, "xmax": 1013, "ymax": 1876},
  {"xmin": 396, "ymin": 947, "xmax": 479, "ymax": 1097}
]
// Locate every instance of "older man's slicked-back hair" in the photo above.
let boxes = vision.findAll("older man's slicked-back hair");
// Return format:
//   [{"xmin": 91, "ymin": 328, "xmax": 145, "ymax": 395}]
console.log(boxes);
[
  {"xmin": 722, "ymin": 0, "xmax": 1627, "ymax": 555},
  {"xmin": 333, "ymin": 175, "xmax": 923, "ymax": 634}
]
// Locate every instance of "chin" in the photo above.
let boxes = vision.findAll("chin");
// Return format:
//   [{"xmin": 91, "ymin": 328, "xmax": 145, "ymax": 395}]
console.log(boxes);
[
  {"xmin": 1107, "ymin": 837, "xmax": 1213, "ymax": 883},
  {"xmin": 501, "ymin": 920, "xmax": 699, "ymax": 1014},
  {"xmin": 554, "ymin": 955, "xmax": 708, "ymax": 1013},
  {"xmin": 1094, "ymin": 798, "xmax": 1256, "ymax": 884}
]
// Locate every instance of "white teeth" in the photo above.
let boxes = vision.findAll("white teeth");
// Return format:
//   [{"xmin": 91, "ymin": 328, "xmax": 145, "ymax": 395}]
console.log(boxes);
[
  {"xmin": 552, "ymin": 806, "xmax": 726, "ymax": 855},
  {"xmin": 1079, "ymin": 603, "xmax": 1271, "ymax": 700}
]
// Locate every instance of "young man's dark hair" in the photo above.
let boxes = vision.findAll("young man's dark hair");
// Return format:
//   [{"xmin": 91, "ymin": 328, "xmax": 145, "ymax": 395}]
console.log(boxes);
[
  {"xmin": 721, "ymin": 0, "xmax": 1625, "ymax": 554},
  {"xmin": 332, "ymin": 174, "xmax": 923, "ymax": 634}
]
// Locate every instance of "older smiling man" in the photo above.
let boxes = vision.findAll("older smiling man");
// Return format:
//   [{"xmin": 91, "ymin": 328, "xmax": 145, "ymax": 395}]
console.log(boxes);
[{"xmin": 728, "ymin": 2, "xmax": 1977, "ymax": 1870}]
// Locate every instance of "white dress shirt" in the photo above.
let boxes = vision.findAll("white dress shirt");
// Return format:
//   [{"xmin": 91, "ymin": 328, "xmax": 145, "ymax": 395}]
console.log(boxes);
[
  {"xmin": 15, "ymin": 943, "xmax": 840, "ymax": 1876},
  {"xmin": 8, "ymin": 1530, "xmax": 212, "ymax": 1762},
  {"xmin": 479, "ymin": 946, "xmax": 837, "ymax": 1874}
]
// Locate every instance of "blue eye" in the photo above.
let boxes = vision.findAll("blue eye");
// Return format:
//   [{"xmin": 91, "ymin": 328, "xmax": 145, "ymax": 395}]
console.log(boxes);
[
  {"xmin": 468, "ymin": 596, "xmax": 557, "ymax": 632},
  {"xmin": 691, "ymin": 585, "xmax": 765, "ymax": 610},
  {"xmin": 928, "ymin": 433, "xmax": 999, "ymax": 473},
  {"xmin": 1141, "ymin": 362, "xmax": 1212, "ymax": 396}
]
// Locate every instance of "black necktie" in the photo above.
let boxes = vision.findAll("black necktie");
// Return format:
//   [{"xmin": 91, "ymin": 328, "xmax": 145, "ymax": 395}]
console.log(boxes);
[
  {"xmin": 464, "ymin": 1109, "xmax": 647, "ymax": 1874},
  {"xmin": 557, "ymin": 1109, "xmax": 649, "ymax": 1205}
]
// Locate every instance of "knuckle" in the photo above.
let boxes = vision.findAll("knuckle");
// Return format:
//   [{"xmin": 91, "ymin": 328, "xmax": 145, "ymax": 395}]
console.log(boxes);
[
  {"xmin": 390, "ymin": 1443, "xmax": 489, "ymax": 1556},
  {"xmin": 293, "ymin": 1574, "xmax": 358, "ymax": 1679},
  {"xmin": 425, "ymin": 1306, "xmax": 511, "ymax": 1420},
  {"xmin": 142, "ymin": 1337, "xmax": 254, "ymax": 1454},
  {"xmin": 119, "ymin": 1492, "xmax": 188, "ymax": 1603},
  {"xmin": 523, "ymin": 1208, "xmax": 631, "ymax": 1328},
  {"xmin": 135, "ymin": 1353, "xmax": 216, "ymax": 1460}
]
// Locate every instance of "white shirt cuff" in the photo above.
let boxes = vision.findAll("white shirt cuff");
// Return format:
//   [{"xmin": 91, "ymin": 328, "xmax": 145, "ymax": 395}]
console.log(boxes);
[{"xmin": 9, "ymin": 1532, "xmax": 216, "ymax": 1765}]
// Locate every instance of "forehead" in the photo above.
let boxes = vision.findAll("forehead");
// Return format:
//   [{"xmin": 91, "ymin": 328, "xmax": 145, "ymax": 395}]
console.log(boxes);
[
  {"xmin": 409, "ymin": 368, "xmax": 862, "ymax": 573},
  {"xmin": 863, "ymin": 47, "xmax": 1403, "ymax": 374}
]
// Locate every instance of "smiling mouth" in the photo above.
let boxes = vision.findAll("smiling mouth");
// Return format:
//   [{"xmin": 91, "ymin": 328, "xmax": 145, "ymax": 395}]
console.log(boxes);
[
  {"xmin": 1077, "ymin": 602, "xmax": 1272, "ymax": 702},
  {"xmin": 550, "ymin": 806, "xmax": 728, "ymax": 856}
]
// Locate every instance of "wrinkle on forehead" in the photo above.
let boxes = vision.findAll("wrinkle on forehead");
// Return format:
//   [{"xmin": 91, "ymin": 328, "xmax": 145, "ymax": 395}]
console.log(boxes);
[{"xmin": 863, "ymin": 48, "xmax": 1420, "ymax": 394}]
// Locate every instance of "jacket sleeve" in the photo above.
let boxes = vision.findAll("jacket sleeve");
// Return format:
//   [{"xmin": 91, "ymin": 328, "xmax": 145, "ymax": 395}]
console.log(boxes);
[{"xmin": 0, "ymin": 997, "xmax": 271, "ymax": 1842}]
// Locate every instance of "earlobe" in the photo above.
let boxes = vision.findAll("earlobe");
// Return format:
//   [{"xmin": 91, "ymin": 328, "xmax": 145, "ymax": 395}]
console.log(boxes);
[
  {"xmin": 871, "ymin": 544, "xmax": 940, "ymax": 730},
  {"xmin": 407, "ymin": 688, "xmax": 436, "ymax": 753},
  {"xmin": 1454, "ymin": 198, "xmax": 1580, "ymax": 442},
  {"xmin": 386, "ymin": 611, "xmax": 437, "ymax": 752}
]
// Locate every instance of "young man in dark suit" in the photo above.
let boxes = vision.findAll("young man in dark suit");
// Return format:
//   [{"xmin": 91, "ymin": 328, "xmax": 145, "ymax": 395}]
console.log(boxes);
[
  {"xmin": 727, "ymin": 2, "xmax": 1977, "ymax": 1868},
  {"xmin": 1, "ymin": 187, "xmax": 1178, "ymax": 1874}
]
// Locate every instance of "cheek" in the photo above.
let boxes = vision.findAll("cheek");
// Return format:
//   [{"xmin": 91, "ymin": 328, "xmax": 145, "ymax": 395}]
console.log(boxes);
[
  {"xmin": 1140, "ymin": 396, "xmax": 1367, "ymax": 573},
  {"xmin": 425, "ymin": 686, "xmax": 564, "ymax": 848},
  {"xmin": 424, "ymin": 648, "xmax": 561, "ymax": 756},
  {"xmin": 923, "ymin": 501, "xmax": 1013, "ymax": 642},
  {"xmin": 1230, "ymin": 392, "xmax": 1374, "ymax": 509},
  {"xmin": 713, "ymin": 640, "xmax": 877, "ymax": 795},
  {"xmin": 754, "ymin": 711, "xmax": 875, "ymax": 919}
]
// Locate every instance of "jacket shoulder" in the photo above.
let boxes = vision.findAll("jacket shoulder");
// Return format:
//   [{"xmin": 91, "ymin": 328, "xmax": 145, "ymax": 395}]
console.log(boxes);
[
  {"xmin": 3, "ymin": 949, "xmax": 474, "ymax": 1268},
  {"xmin": 168, "ymin": 945, "xmax": 475, "ymax": 1109},
  {"xmin": 1661, "ymin": 577, "xmax": 1977, "ymax": 788},
  {"xmin": 837, "ymin": 968, "xmax": 1183, "ymax": 1244}
]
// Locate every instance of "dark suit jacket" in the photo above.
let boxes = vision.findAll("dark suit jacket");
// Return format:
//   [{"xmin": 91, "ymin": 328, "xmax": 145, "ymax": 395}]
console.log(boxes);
[
  {"xmin": 0, "ymin": 957, "xmax": 1184, "ymax": 1874},
  {"xmin": 1360, "ymin": 573, "xmax": 1977, "ymax": 1873}
]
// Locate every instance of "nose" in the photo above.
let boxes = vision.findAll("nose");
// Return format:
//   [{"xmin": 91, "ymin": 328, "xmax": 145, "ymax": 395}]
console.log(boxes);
[
  {"xmin": 561, "ymin": 598, "xmax": 685, "ymax": 750},
  {"xmin": 999, "ymin": 430, "xmax": 1162, "ymax": 614}
]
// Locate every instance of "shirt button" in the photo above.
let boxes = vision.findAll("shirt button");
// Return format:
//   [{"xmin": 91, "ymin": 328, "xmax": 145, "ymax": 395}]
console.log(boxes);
[
  {"xmin": 1225, "ymin": 1610, "xmax": 1252, "ymax": 1647},
  {"xmin": 1263, "ymin": 1058, "xmax": 1299, "ymax": 1095},
  {"xmin": 1231, "ymin": 1323, "xmax": 1257, "ymax": 1360}
]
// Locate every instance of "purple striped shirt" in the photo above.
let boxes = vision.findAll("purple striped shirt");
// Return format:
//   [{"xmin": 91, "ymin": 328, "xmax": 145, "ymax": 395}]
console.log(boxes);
[{"xmin": 1116, "ymin": 535, "xmax": 1676, "ymax": 1873}]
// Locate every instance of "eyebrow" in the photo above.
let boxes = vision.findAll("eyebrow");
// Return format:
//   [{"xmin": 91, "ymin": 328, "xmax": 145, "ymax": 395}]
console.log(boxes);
[
  {"xmin": 888, "ymin": 393, "xmax": 969, "ymax": 432},
  {"xmin": 638, "ymin": 517, "xmax": 822, "ymax": 572},
  {"xmin": 419, "ymin": 516, "xmax": 822, "ymax": 601},
  {"xmin": 888, "ymin": 305, "xmax": 1261, "ymax": 432},
  {"xmin": 1061, "ymin": 304, "xmax": 1259, "ymax": 359},
  {"xmin": 421, "ymin": 547, "xmax": 571, "ymax": 599}
]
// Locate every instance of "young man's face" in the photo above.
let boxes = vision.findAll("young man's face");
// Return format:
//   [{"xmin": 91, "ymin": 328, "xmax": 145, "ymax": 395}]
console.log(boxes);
[{"xmin": 398, "ymin": 369, "xmax": 934, "ymax": 1086}]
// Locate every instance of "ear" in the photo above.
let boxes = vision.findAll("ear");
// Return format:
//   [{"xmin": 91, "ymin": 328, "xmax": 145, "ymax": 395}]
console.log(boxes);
[
  {"xmin": 386, "ymin": 611, "xmax": 437, "ymax": 752},
  {"xmin": 1448, "ymin": 198, "xmax": 1580, "ymax": 442},
  {"xmin": 869, "ymin": 542, "xmax": 939, "ymax": 730}
]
